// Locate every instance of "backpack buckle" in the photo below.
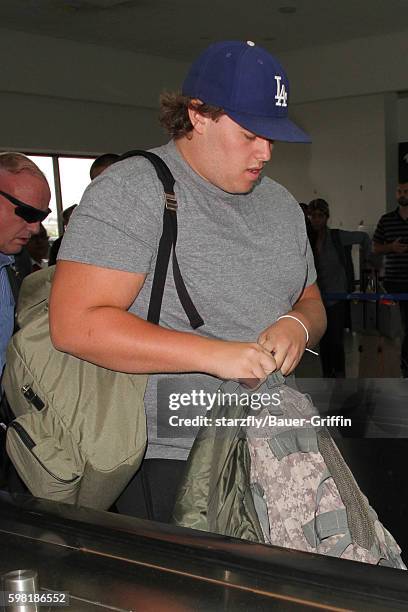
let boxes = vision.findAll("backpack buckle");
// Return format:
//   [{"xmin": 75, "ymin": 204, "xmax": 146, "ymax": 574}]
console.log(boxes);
[
  {"xmin": 22, "ymin": 385, "xmax": 45, "ymax": 411},
  {"xmin": 165, "ymin": 193, "xmax": 177, "ymax": 211}
]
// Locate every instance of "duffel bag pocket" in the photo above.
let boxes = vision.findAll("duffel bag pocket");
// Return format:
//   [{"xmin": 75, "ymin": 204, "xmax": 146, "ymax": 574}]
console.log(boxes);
[{"xmin": 6, "ymin": 412, "xmax": 84, "ymax": 505}]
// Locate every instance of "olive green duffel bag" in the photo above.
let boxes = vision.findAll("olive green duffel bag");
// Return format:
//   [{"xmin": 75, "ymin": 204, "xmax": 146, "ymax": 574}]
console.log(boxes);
[
  {"xmin": 2, "ymin": 150, "xmax": 203, "ymax": 510},
  {"xmin": 3, "ymin": 265, "xmax": 148, "ymax": 510}
]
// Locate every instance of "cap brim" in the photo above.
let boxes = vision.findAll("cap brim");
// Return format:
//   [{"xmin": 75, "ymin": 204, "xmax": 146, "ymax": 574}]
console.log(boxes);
[{"xmin": 225, "ymin": 110, "xmax": 311, "ymax": 143}]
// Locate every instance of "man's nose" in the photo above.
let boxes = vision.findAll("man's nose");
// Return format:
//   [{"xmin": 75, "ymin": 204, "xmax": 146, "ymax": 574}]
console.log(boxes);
[
  {"xmin": 27, "ymin": 221, "xmax": 41, "ymax": 235},
  {"xmin": 256, "ymin": 138, "xmax": 272, "ymax": 162}
]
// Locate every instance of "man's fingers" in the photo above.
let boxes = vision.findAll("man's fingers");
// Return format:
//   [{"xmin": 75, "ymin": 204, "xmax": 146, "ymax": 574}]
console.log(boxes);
[
  {"xmin": 274, "ymin": 346, "xmax": 302, "ymax": 374},
  {"xmin": 257, "ymin": 321, "xmax": 306, "ymax": 376},
  {"xmin": 281, "ymin": 348, "xmax": 304, "ymax": 375},
  {"xmin": 258, "ymin": 335, "xmax": 292, "ymax": 372},
  {"xmin": 280, "ymin": 354, "xmax": 296, "ymax": 376},
  {"xmin": 258, "ymin": 338, "xmax": 275, "ymax": 354},
  {"xmin": 267, "ymin": 346, "xmax": 286, "ymax": 371},
  {"xmin": 259, "ymin": 350, "xmax": 277, "ymax": 374}
]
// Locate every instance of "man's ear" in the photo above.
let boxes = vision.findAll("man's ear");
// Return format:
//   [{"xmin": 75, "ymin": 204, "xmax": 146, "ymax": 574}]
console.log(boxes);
[{"xmin": 188, "ymin": 99, "xmax": 208, "ymax": 135}]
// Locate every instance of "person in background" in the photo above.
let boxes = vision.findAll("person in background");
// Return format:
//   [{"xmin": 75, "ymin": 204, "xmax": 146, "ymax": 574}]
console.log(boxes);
[
  {"xmin": 89, "ymin": 153, "xmax": 120, "ymax": 181},
  {"xmin": 299, "ymin": 201, "xmax": 316, "ymax": 251},
  {"xmin": 48, "ymin": 204, "xmax": 77, "ymax": 267},
  {"xmin": 373, "ymin": 181, "xmax": 408, "ymax": 377},
  {"xmin": 26, "ymin": 223, "xmax": 49, "ymax": 271},
  {"xmin": 0, "ymin": 153, "xmax": 51, "ymax": 375},
  {"xmin": 0, "ymin": 153, "xmax": 50, "ymax": 488},
  {"xmin": 308, "ymin": 198, "xmax": 371, "ymax": 377}
]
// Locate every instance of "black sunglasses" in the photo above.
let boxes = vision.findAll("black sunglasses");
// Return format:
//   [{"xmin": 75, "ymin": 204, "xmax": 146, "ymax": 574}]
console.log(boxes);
[{"xmin": 0, "ymin": 190, "xmax": 51, "ymax": 223}]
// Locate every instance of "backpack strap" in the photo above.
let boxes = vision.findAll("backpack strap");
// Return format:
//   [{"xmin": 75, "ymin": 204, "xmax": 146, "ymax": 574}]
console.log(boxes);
[
  {"xmin": 119, "ymin": 150, "xmax": 204, "ymax": 329},
  {"xmin": 267, "ymin": 427, "xmax": 319, "ymax": 460},
  {"xmin": 250, "ymin": 482, "xmax": 270, "ymax": 542},
  {"xmin": 303, "ymin": 507, "xmax": 349, "ymax": 548}
]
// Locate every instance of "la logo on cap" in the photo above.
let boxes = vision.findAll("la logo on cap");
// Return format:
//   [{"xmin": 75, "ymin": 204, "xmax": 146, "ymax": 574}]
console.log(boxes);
[{"xmin": 275, "ymin": 76, "xmax": 288, "ymax": 107}]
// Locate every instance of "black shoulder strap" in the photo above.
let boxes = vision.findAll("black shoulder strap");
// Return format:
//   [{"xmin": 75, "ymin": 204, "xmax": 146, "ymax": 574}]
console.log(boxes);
[{"xmin": 118, "ymin": 150, "xmax": 204, "ymax": 329}]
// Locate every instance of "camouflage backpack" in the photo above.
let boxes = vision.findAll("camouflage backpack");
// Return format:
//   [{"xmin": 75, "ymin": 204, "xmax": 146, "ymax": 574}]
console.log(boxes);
[{"xmin": 173, "ymin": 373, "xmax": 406, "ymax": 569}]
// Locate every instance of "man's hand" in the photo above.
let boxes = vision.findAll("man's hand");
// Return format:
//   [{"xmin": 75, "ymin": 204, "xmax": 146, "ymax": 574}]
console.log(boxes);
[
  {"xmin": 255, "ymin": 283, "xmax": 326, "ymax": 377},
  {"xmin": 390, "ymin": 238, "xmax": 408, "ymax": 254},
  {"xmin": 206, "ymin": 341, "xmax": 277, "ymax": 385},
  {"xmin": 374, "ymin": 239, "xmax": 408, "ymax": 255},
  {"xmin": 257, "ymin": 317, "xmax": 307, "ymax": 375}
]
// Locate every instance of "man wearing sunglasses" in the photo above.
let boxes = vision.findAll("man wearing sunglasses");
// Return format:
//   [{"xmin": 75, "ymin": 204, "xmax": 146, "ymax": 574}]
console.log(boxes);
[{"xmin": 0, "ymin": 152, "xmax": 51, "ymax": 376}]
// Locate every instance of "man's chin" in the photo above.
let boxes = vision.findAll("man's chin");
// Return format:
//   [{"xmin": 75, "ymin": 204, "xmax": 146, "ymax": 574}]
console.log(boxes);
[
  {"xmin": 7, "ymin": 243, "xmax": 24, "ymax": 255},
  {"xmin": 225, "ymin": 181, "xmax": 257, "ymax": 196}
]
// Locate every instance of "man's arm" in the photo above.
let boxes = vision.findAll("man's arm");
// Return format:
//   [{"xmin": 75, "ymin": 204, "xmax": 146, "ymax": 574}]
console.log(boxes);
[
  {"xmin": 339, "ymin": 230, "xmax": 372, "ymax": 264},
  {"xmin": 372, "ymin": 239, "xmax": 408, "ymax": 255},
  {"xmin": 371, "ymin": 217, "xmax": 408, "ymax": 254},
  {"xmin": 257, "ymin": 282, "xmax": 326, "ymax": 375},
  {"xmin": 339, "ymin": 230, "xmax": 370, "ymax": 248},
  {"xmin": 50, "ymin": 260, "xmax": 277, "ymax": 383}
]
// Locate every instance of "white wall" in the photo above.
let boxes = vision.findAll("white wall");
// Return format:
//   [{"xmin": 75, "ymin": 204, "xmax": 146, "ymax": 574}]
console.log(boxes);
[
  {"xmin": 267, "ymin": 94, "xmax": 389, "ymax": 232},
  {"xmin": 0, "ymin": 27, "xmax": 188, "ymax": 153},
  {"xmin": 0, "ymin": 28, "xmax": 187, "ymax": 107},
  {"xmin": 1, "ymin": 26, "xmax": 408, "ymax": 225},
  {"xmin": 0, "ymin": 91, "xmax": 164, "ymax": 154},
  {"xmin": 265, "ymin": 28, "xmax": 408, "ymax": 227},
  {"xmin": 279, "ymin": 30, "xmax": 408, "ymax": 104},
  {"xmin": 398, "ymin": 97, "xmax": 408, "ymax": 142}
]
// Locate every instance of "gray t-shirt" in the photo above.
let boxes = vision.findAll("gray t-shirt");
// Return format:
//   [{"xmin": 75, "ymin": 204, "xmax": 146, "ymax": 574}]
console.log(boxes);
[{"xmin": 59, "ymin": 140, "xmax": 316, "ymax": 459}]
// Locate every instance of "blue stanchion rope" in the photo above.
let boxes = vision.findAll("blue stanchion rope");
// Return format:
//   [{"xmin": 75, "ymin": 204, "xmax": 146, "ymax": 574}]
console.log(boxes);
[{"xmin": 322, "ymin": 292, "xmax": 408, "ymax": 302}]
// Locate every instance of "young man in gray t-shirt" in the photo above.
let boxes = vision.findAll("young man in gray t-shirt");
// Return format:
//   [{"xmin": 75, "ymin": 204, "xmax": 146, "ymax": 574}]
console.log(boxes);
[{"xmin": 51, "ymin": 40, "xmax": 326, "ymax": 520}]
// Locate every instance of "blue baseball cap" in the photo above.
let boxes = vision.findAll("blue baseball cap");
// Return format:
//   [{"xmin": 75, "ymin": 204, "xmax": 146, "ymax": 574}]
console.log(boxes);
[{"xmin": 182, "ymin": 40, "xmax": 311, "ymax": 143}]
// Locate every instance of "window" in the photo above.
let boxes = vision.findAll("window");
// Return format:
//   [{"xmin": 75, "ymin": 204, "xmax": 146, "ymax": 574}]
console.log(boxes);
[
  {"xmin": 26, "ymin": 156, "xmax": 58, "ymax": 238},
  {"xmin": 59, "ymin": 157, "xmax": 94, "ymax": 211}
]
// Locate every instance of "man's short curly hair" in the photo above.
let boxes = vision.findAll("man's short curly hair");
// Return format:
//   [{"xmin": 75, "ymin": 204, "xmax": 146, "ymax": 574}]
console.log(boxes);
[{"xmin": 159, "ymin": 92, "xmax": 224, "ymax": 139}]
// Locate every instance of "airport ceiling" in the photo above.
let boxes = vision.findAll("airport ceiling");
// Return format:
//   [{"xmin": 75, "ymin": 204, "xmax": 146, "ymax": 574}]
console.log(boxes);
[{"xmin": 1, "ymin": 0, "xmax": 408, "ymax": 61}]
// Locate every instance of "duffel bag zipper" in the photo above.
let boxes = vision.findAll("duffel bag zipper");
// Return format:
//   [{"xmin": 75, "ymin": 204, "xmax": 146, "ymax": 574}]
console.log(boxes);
[{"xmin": 8, "ymin": 421, "xmax": 80, "ymax": 484}]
